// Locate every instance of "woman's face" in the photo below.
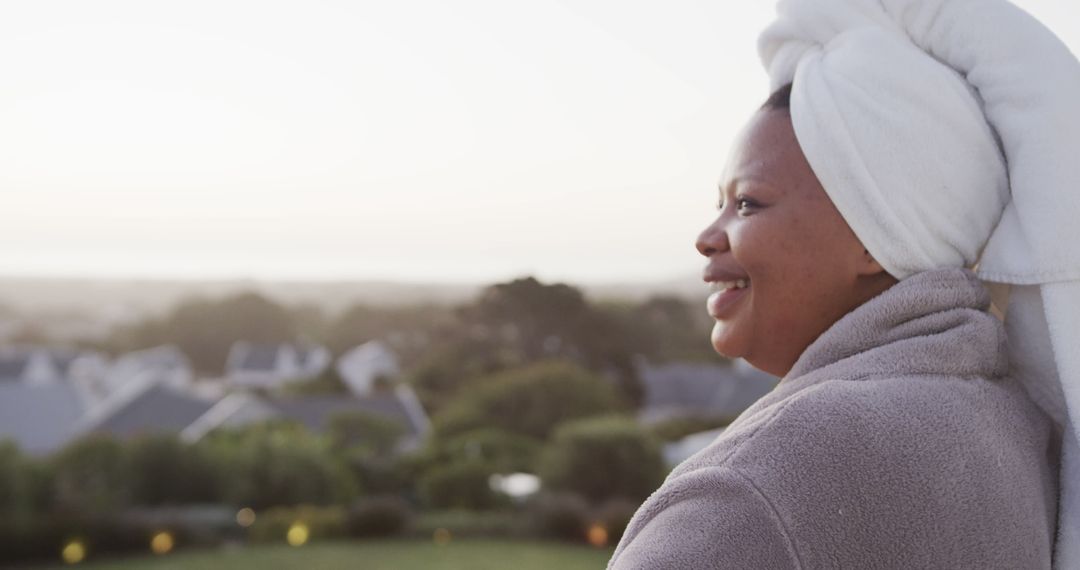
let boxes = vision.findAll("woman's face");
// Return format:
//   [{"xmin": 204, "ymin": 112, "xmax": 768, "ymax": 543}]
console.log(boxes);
[{"xmin": 696, "ymin": 108, "xmax": 895, "ymax": 377}]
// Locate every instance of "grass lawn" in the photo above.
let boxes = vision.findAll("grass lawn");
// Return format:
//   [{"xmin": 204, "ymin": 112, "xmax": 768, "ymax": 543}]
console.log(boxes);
[{"xmin": 53, "ymin": 539, "xmax": 614, "ymax": 570}]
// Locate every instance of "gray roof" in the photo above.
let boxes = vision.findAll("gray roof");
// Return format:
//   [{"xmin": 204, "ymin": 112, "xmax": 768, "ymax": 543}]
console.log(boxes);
[
  {"xmin": 0, "ymin": 383, "xmax": 85, "ymax": 454},
  {"xmin": 122, "ymin": 345, "xmax": 190, "ymax": 369},
  {"xmin": 238, "ymin": 343, "xmax": 280, "ymax": 372},
  {"xmin": 87, "ymin": 384, "xmax": 215, "ymax": 439},
  {"xmin": 638, "ymin": 360, "xmax": 778, "ymax": 422},
  {"xmin": 48, "ymin": 348, "xmax": 81, "ymax": 375},
  {"xmin": 0, "ymin": 356, "xmax": 28, "ymax": 382},
  {"xmin": 266, "ymin": 393, "xmax": 423, "ymax": 437}
]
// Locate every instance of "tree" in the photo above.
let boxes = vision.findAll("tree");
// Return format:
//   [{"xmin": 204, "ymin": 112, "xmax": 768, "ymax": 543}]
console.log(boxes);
[
  {"xmin": 109, "ymin": 292, "xmax": 296, "ymax": 373},
  {"xmin": 464, "ymin": 277, "xmax": 592, "ymax": 362},
  {"xmin": 434, "ymin": 428, "xmax": 543, "ymax": 474},
  {"xmin": 417, "ymin": 460, "xmax": 503, "ymax": 510},
  {"xmin": 197, "ymin": 422, "xmax": 357, "ymax": 509},
  {"xmin": 327, "ymin": 411, "xmax": 405, "ymax": 457},
  {"xmin": 629, "ymin": 295, "xmax": 723, "ymax": 363},
  {"xmin": 432, "ymin": 360, "xmax": 627, "ymax": 441},
  {"xmin": 459, "ymin": 277, "xmax": 646, "ymax": 406},
  {"xmin": 325, "ymin": 303, "xmax": 452, "ymax": 364},
  {"xmin": 51, "ymin": 436, "xmax": 130, "ymax": 514},
  {"xmin": 539, "ymin": 416, "xmax": 667, "ymax": 504},
  {"xmin": 126, "ymin": 434, "xmax": 217, "ymax": 506},
  {"xmin": 0, "ymin": 441, "xmax": 36, "ymax": 517}
]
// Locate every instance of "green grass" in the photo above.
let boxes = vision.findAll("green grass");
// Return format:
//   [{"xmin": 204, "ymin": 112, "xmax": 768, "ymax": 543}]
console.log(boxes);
[{"xmin": 54, "ymin": 539, "xmax": 614, "ymax": 570}]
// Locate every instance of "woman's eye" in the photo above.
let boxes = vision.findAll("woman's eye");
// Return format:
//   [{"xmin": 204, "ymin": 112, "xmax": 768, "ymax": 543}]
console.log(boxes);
[{"xmin": 735, "ymin": 197, "xmax": 757, "ymax": 211}]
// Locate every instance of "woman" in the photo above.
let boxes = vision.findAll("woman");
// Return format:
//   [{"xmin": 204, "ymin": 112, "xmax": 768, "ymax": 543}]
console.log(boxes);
[{"xmin": 608, "ymin": 0, "xmax": 1079, "ymax": 568}]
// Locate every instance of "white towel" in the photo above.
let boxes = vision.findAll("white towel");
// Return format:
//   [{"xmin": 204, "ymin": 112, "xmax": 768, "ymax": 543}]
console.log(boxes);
[{"xmin": 757, "ymin": 0, "xmax": 1080, "ymax": 566}]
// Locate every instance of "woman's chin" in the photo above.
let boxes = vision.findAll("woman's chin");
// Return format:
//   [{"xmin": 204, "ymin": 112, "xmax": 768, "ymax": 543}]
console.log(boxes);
[{"xmin": 710, "ymin": 322, "xmax": 745, "ymax": 359}]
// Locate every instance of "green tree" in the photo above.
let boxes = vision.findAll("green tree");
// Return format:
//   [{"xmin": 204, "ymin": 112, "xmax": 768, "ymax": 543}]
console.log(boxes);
[
  {"xmin": 325, "ymin": 303, "xmax": 452, "ymax": 364},
  {"xmin": 539, "ymin": 416, "xmax": 666, "ymax": 504},
  {"xmin": 0, "ymin": 441, "xmax": 37, "ymax": 517},
  {"xmin": 630, "ymin": 295, "xmax": 723, "ymax": 363},
  {"xmin": 51, "ymin": 436, "xmax": 130, "ymax": 514},
  {"xmin": 198, "ymin": 422, "xmax": 357, "ymax": 509},
  {"xmin": 433, "ymin": 360, "xmax": 626, "ymax": 441},
  {"xmin": 126, "ymin": 434, "xmax": 217, "ymax": 506},
  {"xmin": 417, "ymin": 460, "xmax": 503, "ymax": 510},
  {"xmin": 108, "ymin": 292, "xmax": 296, "ymax": 373},
  {"xmin": 461, "ymin": 277, "xmax": 645, "ymax": 406},
  {"xmin": 327, "ymin": 411, "xmax": 405, "ymax": 456}
]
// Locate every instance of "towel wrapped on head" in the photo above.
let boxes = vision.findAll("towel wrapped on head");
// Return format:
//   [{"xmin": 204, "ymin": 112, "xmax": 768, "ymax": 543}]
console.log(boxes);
[{"xmin": 757, "ymin": 0, "xmax": 1080, "ymax": 565}]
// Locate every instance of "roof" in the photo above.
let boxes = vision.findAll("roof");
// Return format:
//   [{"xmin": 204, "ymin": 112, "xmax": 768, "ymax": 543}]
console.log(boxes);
[
  {"xmin": 265, "ymin": 391, "xmax": 425, "ymax": 437},
  {"xmin": 0, "ymin": 355, "xmax": 28, "ymax": 382},
  {"xmin": 229, "ymin": 342, "xmax": 327, "ymax": 373},
  {"xmin": 638, "ymin": 359, "xmax": 778, "ymax": 423},
  {"xmin": 84, "ymin": 383, "xmax": 215, "ymax": 439},
  {"xmin": 237, "ymin": 343, "xmax": 280, "ymax": 372},
  {"xmin": 0, "ymin": 383, "xmax": 85, "ymax": 454},
  {"xmin": 116, "ymin": 345, "xmax": 190, "ymax": 370},
  {"xmin": 0, "ymin": 345, "xmax": 94, "ymax": 383}
]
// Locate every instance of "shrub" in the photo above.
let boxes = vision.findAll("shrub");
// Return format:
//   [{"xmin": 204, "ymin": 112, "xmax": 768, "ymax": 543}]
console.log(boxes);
[
  {"xmin": 198, "ymin": 423, "xmax": 358, "ymax": 509},
  {"xmin": 527, "ymin": 492, "xmax": 590, "ymax": 542},
  {"xmin": 346, "ymin": 496, "xmax": 412, "ymax": 538},
  {"xmin": 126, "ymin": 434, "xmax": 217, "ymax": 506},
  {"xmin": 417, "ymin": 460, "xmax": 503, "ymax": 510},
  {"xmin": 342, "ymin": 450, "xmax": 411, "ymax": 496},
  {"xmin": 539, "ymin": 416, "xmax": 666, "ymax": 504},
  {"xmin": 428, "ymin": 428, "xmax": 543, "ymax": 474},
  {"xmin": 247, "ymin": 505, "xmax": 347, "ymax": 544},
  {"xmin": 596, "ymin": 498, "xmax": 641, "ymax": 545},
  {"xmin": 0, "ymin": 514, "xmax": 166, "ymax": 565},
  {"xmin": 0, "ymin": 440, "xmax": 51, "ymax": 517},
  {"xmin": 51, "ymin": 436, "xmax": 130, "ymax": 514},
  {"xmin": 328, "ymin": 411, "xmax": 405, "ymax": 456}
]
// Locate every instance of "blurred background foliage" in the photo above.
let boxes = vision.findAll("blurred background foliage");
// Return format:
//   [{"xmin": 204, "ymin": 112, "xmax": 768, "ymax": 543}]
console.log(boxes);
[{"xmin": 0, "ymin": 275, "xmax": 738, "ymax": 564}]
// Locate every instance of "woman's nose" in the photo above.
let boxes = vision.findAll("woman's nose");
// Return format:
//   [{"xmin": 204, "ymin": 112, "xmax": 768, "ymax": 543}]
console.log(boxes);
[{"xmin": 696, "ymin": 217, "xmax": 729, "ymax": 257}]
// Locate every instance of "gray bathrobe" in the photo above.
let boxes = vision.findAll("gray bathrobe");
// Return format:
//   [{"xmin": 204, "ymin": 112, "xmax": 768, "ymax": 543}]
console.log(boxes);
[{"xmin": 609, "ymin": 268, "xmax": 1059, "ymax": 569}]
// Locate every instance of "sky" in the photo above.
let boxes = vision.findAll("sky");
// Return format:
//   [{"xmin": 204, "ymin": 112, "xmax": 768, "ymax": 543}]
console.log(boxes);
[{"xmin": 2, "ymin": 0, "xmax": 1077, "ymax": 285}]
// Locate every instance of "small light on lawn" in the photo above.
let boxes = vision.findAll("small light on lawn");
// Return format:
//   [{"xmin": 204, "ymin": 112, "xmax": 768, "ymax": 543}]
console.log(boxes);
[
  {"xmin": 61, "ymin": 540, "xmax": 86, "ymax": 564},
  {"xmin": 433, "ymin": 527, "xmax": 452, "ymax": 546},
  {"xmin": 150, "ymin": 531, "xmax": 174, "ymax": 555},
  {"xmin": 236, "ymin": 507, "xmax": 256, "ymax": 528},
  {"xmin": 287, "ymin": 522, "xmax": 310, "ymax": 547},
  {"xmin": 586, "ymin": 523, "xmax": 609, "ymax": 548}
]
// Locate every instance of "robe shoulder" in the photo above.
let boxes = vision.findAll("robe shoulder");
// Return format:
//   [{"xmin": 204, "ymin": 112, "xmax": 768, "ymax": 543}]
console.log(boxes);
[{"xmin": 610, "ymin": 375, "xmax": 1056, "ymax": 569}]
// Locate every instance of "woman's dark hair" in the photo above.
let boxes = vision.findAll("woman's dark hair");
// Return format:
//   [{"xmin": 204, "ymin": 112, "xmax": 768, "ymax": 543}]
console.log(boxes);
[{"xmin": 762, "ymin": 83, "xmax": 793, "ymax": 110}]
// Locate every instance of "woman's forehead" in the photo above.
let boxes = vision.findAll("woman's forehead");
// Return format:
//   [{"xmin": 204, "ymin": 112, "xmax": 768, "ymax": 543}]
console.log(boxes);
[{"xmin": 719, "ymin": 109, "xmax": 804, "ymax": 193}]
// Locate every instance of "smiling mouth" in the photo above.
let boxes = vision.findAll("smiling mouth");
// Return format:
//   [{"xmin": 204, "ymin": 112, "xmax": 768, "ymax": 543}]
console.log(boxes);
[
  {"xmin": 709, "ymin": 279, "xmax": 749, "ymax": 293},
  {"xmin": 706, "ymin": 279, "xmax": 750, "ymax": 318}
]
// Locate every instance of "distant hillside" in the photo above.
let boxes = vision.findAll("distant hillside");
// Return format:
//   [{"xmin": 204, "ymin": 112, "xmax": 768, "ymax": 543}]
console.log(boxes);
[{"xmin": 0, "ymin": 274, "xmax": 707, "ymax": 319}]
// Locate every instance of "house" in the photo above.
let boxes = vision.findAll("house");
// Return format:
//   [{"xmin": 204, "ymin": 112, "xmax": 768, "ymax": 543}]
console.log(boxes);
[
  {"xmin": 77, "ymin": 381, "xmax": 216, "ymax": 440},
  {"xmin": 636, "ymin": 358, "xmax": 777, "ymax": 425},
  {"xmin": 182, "ymin": 385, "xmax": 430, "ymax": 451},
  {"xmin": 0, "ymin": 346, "xmax": 65, "ymax": 385},
  {"xmin": 335, "ymin": 340, "xmax": 401, "ymax": 396},
  {"xmin": 0, "ymin": 345, "xmax": 109, "ymax": 411},
  {"xmin": 0, "ymin": 382, "xmax": 87, "ymax": 455},
  {"xmin": 225, "ymin": 341, "xmax": 331, "ymax": 389},
  {"xmin": 104, "ymin": 345, "xmax": 193, "ymax": 395}
]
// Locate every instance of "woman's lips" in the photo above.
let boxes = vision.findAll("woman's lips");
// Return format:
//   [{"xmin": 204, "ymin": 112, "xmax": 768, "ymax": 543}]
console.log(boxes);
[{"xmin": 707, "ymin": 285, "xmax": 750, "ymax": 319}]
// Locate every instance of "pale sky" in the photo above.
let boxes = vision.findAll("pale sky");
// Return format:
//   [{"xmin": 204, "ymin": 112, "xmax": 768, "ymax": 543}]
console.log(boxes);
[{"xmin": 2, "ymin": 1, "xmax": 1077, "ymax": 284}]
